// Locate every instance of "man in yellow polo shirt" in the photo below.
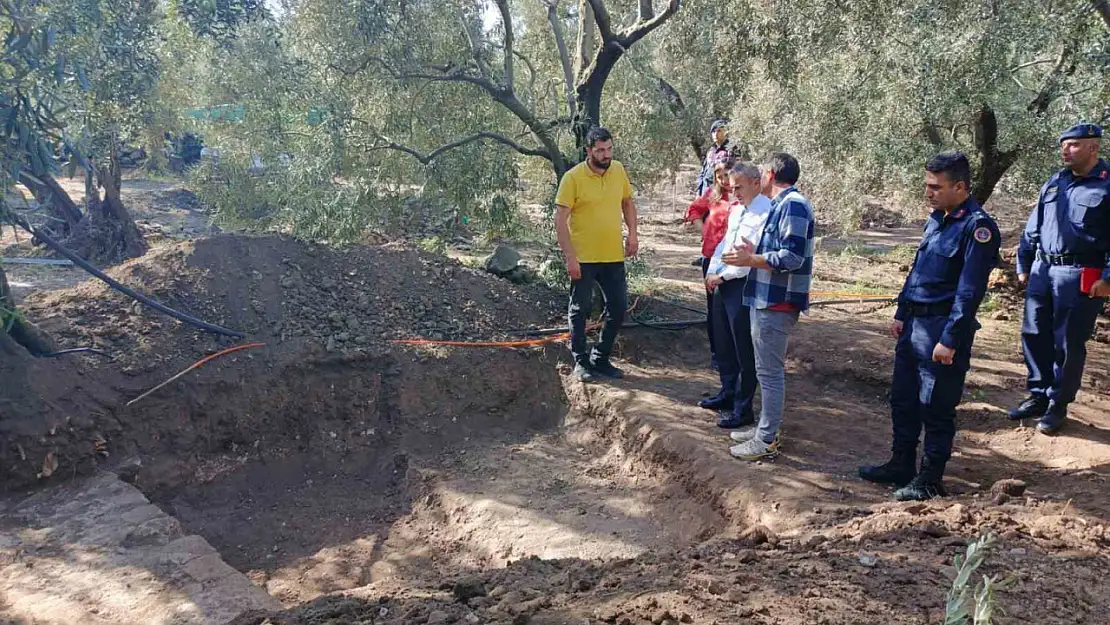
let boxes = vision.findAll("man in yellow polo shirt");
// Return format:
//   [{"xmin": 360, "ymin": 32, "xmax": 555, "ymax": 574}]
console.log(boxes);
[{"xmin": 555, "ymin": 126, "xmax": 639, "ymax": 382}]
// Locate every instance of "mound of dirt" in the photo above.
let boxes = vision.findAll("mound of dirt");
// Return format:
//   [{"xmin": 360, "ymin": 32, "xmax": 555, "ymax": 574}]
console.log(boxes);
[
  {"xmin": 22, "ymin": 234, "xmax": 564, "ymax": 372},
  {"xmin": 2, "ymin": 234, "xmax": 567, "ymax": 493},
  {"xmin": 857, "ymin": 199, "xmax": 907, "ymax": 229}
]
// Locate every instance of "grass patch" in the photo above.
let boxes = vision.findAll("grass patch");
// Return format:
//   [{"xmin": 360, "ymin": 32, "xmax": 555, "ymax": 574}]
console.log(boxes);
[
  {"xmin": 978, "ymin": 293, "xmax": 1000, "ymax": 315},
  {"xmin": 883, "ymin": 243, "xmax": 919, "ymax": 265}
]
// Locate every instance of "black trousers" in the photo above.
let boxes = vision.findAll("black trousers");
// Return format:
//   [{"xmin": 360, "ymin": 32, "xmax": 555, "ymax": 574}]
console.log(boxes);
[
  {"xmin": 569, "ymin": 262, "xmax": 628, "ymax": 366},
  {"xmin": 710, "ymin": 278, "xmax": 757, "ymax": 418},
  {"xmin": 701, "ymin": 257, "xmax": 717, "ymax": 369},
  {"xmin": 890, "ymin": 314, "xmax": 974, "ymax": 471}
]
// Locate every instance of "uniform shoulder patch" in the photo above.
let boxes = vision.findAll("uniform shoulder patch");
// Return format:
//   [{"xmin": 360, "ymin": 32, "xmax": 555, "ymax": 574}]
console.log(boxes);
[{"xmin": 973, "ymin": 226, "xmax": 993, "ymax": 244}]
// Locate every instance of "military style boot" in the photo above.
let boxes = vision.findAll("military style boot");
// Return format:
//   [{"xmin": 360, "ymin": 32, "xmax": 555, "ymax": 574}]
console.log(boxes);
[
  {"xmin": 1036, "ymin": 402, "xmax": 1068, "ymax": 435},
  {"xmin": 859, "ymin": 448, "xmax": 916, "ymax": 488},
  {"xmin": 893, "ymin": 455, "xmax": 948, "ymax": 501},
  {"xmin": 1008, "ymin": 394, "xmax": 1049, "ymax": 421},
  {"xmin": 698, "ymin": 391, "xmax": 734, "ymax": 411}
]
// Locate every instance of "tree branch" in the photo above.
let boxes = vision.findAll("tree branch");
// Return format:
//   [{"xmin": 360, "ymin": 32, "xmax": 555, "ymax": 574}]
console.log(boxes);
[
  {"xmin": 1010, "ymin": 58, "xmax": 1056, "ymax": 72},
  {"xmin": 369, "ymin": 132, "xmax": 553, "ymax": 165},
  {"xmin": 574, "ymin": 0, "xmax": 598, "ymax": 79},
  {"xmin": 544, "ymin": 0, "xmax": 577, "ymax": 119},
  {"xmin": 458, "ymin": 6, "xmax": 491, "ymax": 78},
  {"xmin": 585, "ymin": 0, "xmax": 616, "ymax": 42},
  {"xmin": 327, "ymin": 34, "xmax": 570, "ymax": 178},
  {"xmin": 621, "ymin": 0, "xmax": 679, "ymax": 45},
  {"xmin": 1027, "ymin": 45, "xmax": 1075, "ymax": 114},
  {"xmin": 396, "ymin": 64, "xmax": 508, "ymax": 94},
  {"xmin": 495, "ymin": 0, "xmax": 514, "ymax": 90},
  {"xmin": 511, "ymin": 48, "xmax": 538, "ymax": 104}
]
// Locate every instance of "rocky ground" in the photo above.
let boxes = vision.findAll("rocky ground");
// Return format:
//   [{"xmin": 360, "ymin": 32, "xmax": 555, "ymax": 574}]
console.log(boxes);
[{"xmin": 2, "ymin": 177, "xmax": 1110, "ymax": 625}]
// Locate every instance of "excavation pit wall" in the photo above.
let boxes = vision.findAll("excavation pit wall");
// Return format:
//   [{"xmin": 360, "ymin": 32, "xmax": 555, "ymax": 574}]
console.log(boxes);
[
  {"xmin": 9, "ymin": 330, "xmax": 1110, "ymax": 625},
  {"xmin": 113, "ymin": 343, "xmax": 730, "ymax": 608}
]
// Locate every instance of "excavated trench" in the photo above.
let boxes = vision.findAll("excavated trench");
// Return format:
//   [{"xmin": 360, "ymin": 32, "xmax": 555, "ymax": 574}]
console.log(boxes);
[{"xmin": 128, "ymin": 343, "xmax": 724, "ymax": 607}]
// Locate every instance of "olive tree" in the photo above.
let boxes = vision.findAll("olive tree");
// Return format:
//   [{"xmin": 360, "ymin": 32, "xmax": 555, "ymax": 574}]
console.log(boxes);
[
  {"xmin": 293, "ymin": 0, "xmax": 682, "ymax": 180},
  {"xmin": 693, "ymin": 0, "xmax": 1109, "ymax": 228}
]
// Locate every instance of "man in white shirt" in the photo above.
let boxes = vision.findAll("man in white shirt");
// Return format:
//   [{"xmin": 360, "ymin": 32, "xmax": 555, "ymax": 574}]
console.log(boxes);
[{"xmin": 703, "ymin": 162, "xmax": 773, "ymax": 429}]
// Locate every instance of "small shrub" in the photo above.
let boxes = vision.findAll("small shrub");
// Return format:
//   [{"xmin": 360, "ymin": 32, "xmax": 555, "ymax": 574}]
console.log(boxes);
[
  {"xmin": 417, "ymin": 235, "xmax": 447, "ymax": 256},
  {"xmin": 944, "ymin": 532, "xmax": 1016, "ymax": 625}
]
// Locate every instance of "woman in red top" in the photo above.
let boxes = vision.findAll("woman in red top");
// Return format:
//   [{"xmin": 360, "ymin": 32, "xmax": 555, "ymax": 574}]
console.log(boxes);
[{"xmin": 684, "ymin": 158, "xmax": 733, "ymax": 372}]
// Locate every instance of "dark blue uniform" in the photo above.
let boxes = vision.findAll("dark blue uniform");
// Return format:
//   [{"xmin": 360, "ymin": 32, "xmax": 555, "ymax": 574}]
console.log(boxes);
[
  {"xmin": 891, "ymin": 198, "xmax": 1000, "ymax": 472},
  {"xmin": 1015, "ymin": 147, "xmax": 1110, "ymax": 426}
]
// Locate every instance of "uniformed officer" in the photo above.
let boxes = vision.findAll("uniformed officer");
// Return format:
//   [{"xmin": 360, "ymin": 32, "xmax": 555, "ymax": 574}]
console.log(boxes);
[
  {"xmin": 859, "ymin": 152, "xmax": 1001, "ymax": 501},
  {"xmin": 1009, "ymin": 123, "xmax": 1110, "ymax": 433}
]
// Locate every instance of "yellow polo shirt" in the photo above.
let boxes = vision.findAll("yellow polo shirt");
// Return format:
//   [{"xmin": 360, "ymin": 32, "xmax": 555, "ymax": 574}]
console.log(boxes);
[{"xmin": 555, "ymin": 160, "xmax": 633, "ymax": 263}]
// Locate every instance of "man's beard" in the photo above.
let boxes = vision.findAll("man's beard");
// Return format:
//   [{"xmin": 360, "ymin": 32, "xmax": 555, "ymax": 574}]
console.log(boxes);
[{"xmin": 589, "ymin": 156, "xmax": 611, "ymax": 170}]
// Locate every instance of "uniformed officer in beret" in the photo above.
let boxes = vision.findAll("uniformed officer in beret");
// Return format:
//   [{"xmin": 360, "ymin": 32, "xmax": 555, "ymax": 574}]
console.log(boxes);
[
  {"xmin": 860, "ymin": 152, "xmax": 1001, "ymax": 501},
  {"xmin": 1009, "ymin": 123, "xmax": 1110, "ymax": 433}
]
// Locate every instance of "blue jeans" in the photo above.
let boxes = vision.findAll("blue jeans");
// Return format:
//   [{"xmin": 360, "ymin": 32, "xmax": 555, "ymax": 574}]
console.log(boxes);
[{"xmin": 751, "ymin": 308, "xmax": 799, "ymax": 443}]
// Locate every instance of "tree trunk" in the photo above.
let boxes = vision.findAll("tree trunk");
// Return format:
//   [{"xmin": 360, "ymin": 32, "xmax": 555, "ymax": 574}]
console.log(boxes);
[
  {"xmin": 0, "ymin": 264, "xmax": 57, "ymax": 357},
  {"xmin": 18, "ymin": 171, "xmax": 82, "ymax": 236},
  {"xmin": 569, "ymin": 0, "xmax": 680, "ymax": 158},
  {"xmin": 63, "ymin": 143, "xmax": 148, "ymax": 262},
  {"xmin": 573, "ymin": 44, "xmax": 620, "ymax": 156},
  {"xmin": 574, "ymin": 0, "xmax": 596, "ymax": 80},
  {"xmin": 971, "ymin": 105, "xmax": 1018, "ymax": 205}
]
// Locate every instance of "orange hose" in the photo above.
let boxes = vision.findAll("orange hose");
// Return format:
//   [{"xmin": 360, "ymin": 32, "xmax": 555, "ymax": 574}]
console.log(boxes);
[
  {"xmin": 394, "ymin": 335, "xmax": 569, "ymax": 348},
  {"xmin": 390, "ymin": 297, "xmax": 641, "ymax": 349},
  {"xmin": 811, "ymin": 290, "xmax": 896, "ymax": 298},
  {"xmin": 389, "ymin": 292, "xmax": 897, "ymax": 349},
  {"xmin": 127, "ymin": 342, "xmax": 267, "ymax": 406}
]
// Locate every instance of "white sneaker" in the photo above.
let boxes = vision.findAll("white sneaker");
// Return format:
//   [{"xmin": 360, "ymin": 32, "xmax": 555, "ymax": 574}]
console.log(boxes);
[
  {"xmin": 730, "ymin": 427, "xmax": 759, "ymax": 443},
  {"xmin": 730, "ymin": 436, "xmax": 780, "ymax": 460}
]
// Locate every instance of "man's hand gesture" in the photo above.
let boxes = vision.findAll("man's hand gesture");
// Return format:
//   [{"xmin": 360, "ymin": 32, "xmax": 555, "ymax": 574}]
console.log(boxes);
[{"xmin": 722, "ymin": 237, "xmax": 755, "ymax": 267}]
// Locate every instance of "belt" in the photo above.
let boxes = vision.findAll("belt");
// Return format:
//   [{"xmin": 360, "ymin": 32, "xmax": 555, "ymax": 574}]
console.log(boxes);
[
  {"xmin": 1036, "ymin": 251, "xmax": 1106, "ymax": 267},
  {"xmin": 903, "ymin": 300, "xmax": 954, "ymax": 317}
]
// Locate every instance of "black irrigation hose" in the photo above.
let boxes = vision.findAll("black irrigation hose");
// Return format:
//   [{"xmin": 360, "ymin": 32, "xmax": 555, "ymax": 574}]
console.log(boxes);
[
  {"xmin": 41, "ymin": 347, "xmax": 114, "ymax": 359},
  {"xmin": 650, "ymin": 297, "xmax": 708, "ymax": 316},
  {"xmin": 626, "ymin": 315, "xmax": 706, "ymax": 331},
  {"xmin": 24, "ymin": 224, "xmax": 246, "ymax": 339}
]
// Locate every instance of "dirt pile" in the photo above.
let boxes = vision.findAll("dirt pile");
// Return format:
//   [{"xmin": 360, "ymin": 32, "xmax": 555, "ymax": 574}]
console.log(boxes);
[
  {"xmin": 229, "ymin": 510, "xmax": 1110, "ymax": 625},
  {"xmin": 22, "ymin": 234, "xmax": 563, "ymax": 371},
  {"xmin": 2, "ymin": 234, "xmax": 567, "ymax": 493}
]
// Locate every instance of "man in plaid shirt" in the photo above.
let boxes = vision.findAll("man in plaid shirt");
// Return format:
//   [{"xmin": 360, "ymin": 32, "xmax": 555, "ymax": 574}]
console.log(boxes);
[{"xmin": 720, "ymin": 152, "xmax": 815, "ymax": 460}]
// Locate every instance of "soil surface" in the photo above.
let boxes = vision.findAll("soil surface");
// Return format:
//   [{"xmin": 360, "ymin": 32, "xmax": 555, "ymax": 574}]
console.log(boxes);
[{"xmin": 3, "ymin": 175, "xmax": 1110, "ymax": 625}]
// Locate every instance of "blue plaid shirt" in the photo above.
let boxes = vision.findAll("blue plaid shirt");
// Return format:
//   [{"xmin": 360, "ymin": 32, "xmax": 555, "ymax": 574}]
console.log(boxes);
[{"xmin": 742, "ymin": 187, "xmax": 815, "ymax": 311}]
